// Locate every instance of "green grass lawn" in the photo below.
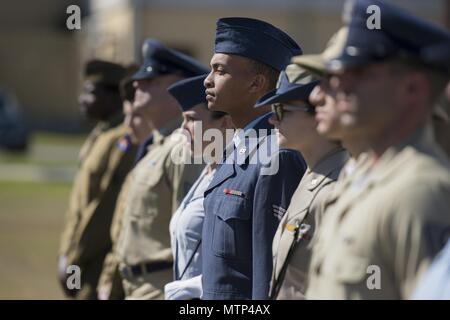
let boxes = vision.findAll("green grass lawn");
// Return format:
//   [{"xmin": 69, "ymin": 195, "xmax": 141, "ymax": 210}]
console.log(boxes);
[
  {"xmin": 0, "ymin": 181, "xmax": 71, "ymax": 299},
  {"xmin": 0, "ymin": 131, "xmax": 84, "ymax": 299}
]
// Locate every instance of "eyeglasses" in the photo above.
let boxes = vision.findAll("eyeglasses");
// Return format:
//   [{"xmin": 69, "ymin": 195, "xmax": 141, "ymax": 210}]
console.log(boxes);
[{"xmin": 271, "ymin": 103, "xmax": 315, "ymax": 121}]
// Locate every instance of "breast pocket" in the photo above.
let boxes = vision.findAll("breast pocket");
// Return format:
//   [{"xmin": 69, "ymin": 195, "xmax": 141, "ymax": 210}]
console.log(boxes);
[
  {"xmin": 212, "ymin": 195, "xmax": 251, "ymax": 260},
  {"xmin": 129, "ymin": 163, "xmax": 165, "ymax": 221}
]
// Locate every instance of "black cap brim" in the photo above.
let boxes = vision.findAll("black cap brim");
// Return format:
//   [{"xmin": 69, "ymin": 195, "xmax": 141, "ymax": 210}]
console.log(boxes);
[
  {"xmin": 255, "ymin": 81, "xmax": 320, "ymax": 108},
  {"xmin": 131, "ymin": 65, "xmax": 160, "ymax": 81}
]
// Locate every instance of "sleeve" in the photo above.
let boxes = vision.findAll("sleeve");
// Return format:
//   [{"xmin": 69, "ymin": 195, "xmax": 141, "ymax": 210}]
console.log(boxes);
[
  {"xmin": 379, "ymin": 182, "xmax": 450, "ymax": 299},
  {"xmin": 69, "ymin": 137, "xmax": 137, "ymax": 268},
  {"xmin": 410, "ymin": 240, "xmax": 450, "ymax": 300},
  {"xmin": 164, "ymin": 275, "xmax": 203, "ymax": 300},
  {"xmin": 251, "ymin": 149, "xmax": 306, "ymax": 299},
  {"xmin": 165, "ymin": 141, "xmax": 203, "ymax": 216},
  {"xmin": 59, "ymin": 136, "xmax": 94, "ymax": 257},
  {"xmin": 59, "ymin": 182, "xmax": 81, "ymax": 257},
  {"xmin": 96, "ymin": 173, "xmax": 133, "ymax": 299}
]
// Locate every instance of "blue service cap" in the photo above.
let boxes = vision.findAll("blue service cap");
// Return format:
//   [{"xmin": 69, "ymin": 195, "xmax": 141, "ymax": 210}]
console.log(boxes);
[
  {"xmin": 327, "ymin": 0, "xmax": 450, "ymax": 73},
  {"xmin": 132, "ymin": 39, "xmax": 209, "ymax": 81},
  {"xmin": 255, "ymin": 65, "xmax": 320, "ymax": 108},
  {"xmin": 214, "ymin": 17, "xmax": 303, "ymax": 72},
  {"xmin": 167, "ymin": 74, "xmax": 208, "ymax": 112}
]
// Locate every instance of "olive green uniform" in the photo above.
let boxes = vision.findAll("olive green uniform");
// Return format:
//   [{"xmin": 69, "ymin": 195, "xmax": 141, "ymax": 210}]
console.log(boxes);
[{"xmin": 59, "ymin": 115, "xmax": 137, "ymax": 299}]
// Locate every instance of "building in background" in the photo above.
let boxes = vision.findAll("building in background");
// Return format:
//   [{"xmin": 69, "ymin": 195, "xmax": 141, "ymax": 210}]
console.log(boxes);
[
  {"xmin": 0, "ymin": 0, "xmax": 89, "ymax": 133},
  {"xmin": 0, "ymin": 0, "xmax": 448, "ymax": 133}
]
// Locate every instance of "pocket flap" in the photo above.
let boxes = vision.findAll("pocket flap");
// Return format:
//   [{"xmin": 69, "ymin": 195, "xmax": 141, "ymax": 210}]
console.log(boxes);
[{"xmin": 213, "ymin": 195, "xmax": 251, "ymax": 221}]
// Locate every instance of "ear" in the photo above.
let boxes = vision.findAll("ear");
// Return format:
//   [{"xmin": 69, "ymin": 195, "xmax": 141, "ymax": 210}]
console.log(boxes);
[
  {"xmin": 248, "ymin": 74, "xmax": 268, "ymax": 94},
  {"xmin": 402, "ymin": 72, "xmax": 428, "ymax": 108}
]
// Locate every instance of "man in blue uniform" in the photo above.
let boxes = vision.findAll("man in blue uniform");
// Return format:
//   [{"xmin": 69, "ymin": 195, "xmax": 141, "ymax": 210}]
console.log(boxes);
[{"xmin": 201, "ymin": 17, "xmax": 307, "ymax": 300}]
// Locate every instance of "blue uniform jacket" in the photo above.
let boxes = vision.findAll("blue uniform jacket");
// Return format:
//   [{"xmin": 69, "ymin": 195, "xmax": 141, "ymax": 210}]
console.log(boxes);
[{"xmin": 201, "ymin": 113, "xmax": 306, "ymax": 299}]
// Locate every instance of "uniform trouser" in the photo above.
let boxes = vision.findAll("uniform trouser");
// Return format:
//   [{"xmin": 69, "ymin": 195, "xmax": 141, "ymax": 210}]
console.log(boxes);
[{"xmin": 121, "ymin": 268, "xmax": 173, "ymax": 300}]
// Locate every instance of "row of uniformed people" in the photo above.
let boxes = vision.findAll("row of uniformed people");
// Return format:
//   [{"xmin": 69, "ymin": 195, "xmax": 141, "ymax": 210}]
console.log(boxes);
[{"xmin": 59, "ymin": 0, "xmax": 450, "ymax": 300}]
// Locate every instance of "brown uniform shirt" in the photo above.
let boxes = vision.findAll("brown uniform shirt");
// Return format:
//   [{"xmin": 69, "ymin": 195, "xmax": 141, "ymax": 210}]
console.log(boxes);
[
  {"xmin": 59, "ymin": 115, "xmax": 137, "ymax": 299},
  {"xmin": 270, "ymin": 148, "xmax": 349, "ymax": 299},
  {"xmin": 307, "ymin": 125, "xmax": 450, "ymax": 300},
  {"xmin": 115, "ymin": 120, "xmax": 204, "ymax": 299}
]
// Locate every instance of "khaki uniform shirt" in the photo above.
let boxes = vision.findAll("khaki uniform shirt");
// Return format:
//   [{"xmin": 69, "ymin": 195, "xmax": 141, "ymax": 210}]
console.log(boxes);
[
  {"xmin": 116, "ymin": 120, "xmax": 204, "ymax": 267},
  {"xmin": 270, "ymin": 148, "xmax": 349, "ymax": 299},
  {"xmin": 307, "ymin": 125, "xmax": 450, "ymax": 300},
  {"xmin": 97, "ymin": 134, "xmax": 162, "ymax": 299},
  {"xmin": 59, "ymin": 115, "xmax": 137, "ymax": 298},
  {"xmin": 96, "ymin": 173, "xmax": 134, "ymax": 299}
]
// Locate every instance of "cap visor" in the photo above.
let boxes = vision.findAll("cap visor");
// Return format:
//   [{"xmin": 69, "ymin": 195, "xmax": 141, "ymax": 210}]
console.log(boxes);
[
  {"xmin": 325, "ymin": 53, "xmax": 373, "ymax": 73},
  {"xmin": 292, "ymin": 54, "xmax": 327, "ymax": 77},
  {"xmin": 131, "ymin": 67, "xmax": 158, "ymax": 81},
  {"xmin": 255, "ymin": 81, "xmax": 319, "ymax": 108}
]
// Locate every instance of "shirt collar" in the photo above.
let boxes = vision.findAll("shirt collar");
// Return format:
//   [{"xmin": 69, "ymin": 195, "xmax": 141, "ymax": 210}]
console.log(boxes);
[{"xmin": 233, "ymin": 112, "xmax": 271, "ymax": 148}]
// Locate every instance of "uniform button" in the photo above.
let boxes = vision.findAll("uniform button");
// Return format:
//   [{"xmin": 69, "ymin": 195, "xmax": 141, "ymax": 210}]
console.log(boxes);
[
  {"xmin": 146, "ymin": 66, "xmax": 153, "ymax": 72},
  {"xmin": 239, "ymin": 148, "xmax": 247, "ymax": 154}
]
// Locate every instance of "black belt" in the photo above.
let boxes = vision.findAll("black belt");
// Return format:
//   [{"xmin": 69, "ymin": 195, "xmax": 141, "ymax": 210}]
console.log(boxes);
[{"xmin": 120, "ymin": 261, "xmax": 173, "ymax": 278}]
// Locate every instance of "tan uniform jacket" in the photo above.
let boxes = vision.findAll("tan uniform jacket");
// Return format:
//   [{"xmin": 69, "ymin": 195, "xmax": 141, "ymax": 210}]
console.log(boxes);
[
  {"xmin": 59, "ymin": 115, "xmax": 137, "ymax": 299},
  {"xmin": 97, "ymin": 138, "xmax": 162, "ymax": 300},
  {"xmin": 115, "ymin": 120, "xmax": 204, "ymax": 298},
  {"xmin": 270, "ymin": 148, "xmax": 349, "ymax": 299},
  {"xmin": 307, "ymin": 125, "xmax": 450, "ymax": 300},
  {"xmin": 96, "ymin": 173, "xmax": 133, "ymax": 299}
]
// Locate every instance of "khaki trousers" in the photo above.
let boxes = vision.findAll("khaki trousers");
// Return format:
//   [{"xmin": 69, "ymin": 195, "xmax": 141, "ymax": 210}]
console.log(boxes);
[{"xmin": 122, "ymin": 268, "xmax": 173, "ymax": 300}]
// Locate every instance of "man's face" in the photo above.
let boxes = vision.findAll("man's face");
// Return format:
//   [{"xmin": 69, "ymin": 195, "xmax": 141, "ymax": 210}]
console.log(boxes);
[
  {"xmin": 268, "ymin": 100, "xmax": 316, "ymax": 151},
  {"xmin": 133, "ymin": 74, "xmax": 181, "ymax": 128},
  {"xmin": 133, "ymin": 75, "xmax": 174, "ymax": 114},
  {"xmin": 123, "ymin": 100, "xmax": 154, "ymax": 144},
  {"xmin": 78, "ymin": 80, "xmax": 118, "ymax": 120},
  {"xmin": 327, "ymin": 63, "xmax": 401, "ymax": 140},
  {"xmin": 204, "ymin": 53, "xmax": 255, "ymax": 114},
  {"xmin": 310, "ymin": 81, "xmax": 344, "ymax": 140}
]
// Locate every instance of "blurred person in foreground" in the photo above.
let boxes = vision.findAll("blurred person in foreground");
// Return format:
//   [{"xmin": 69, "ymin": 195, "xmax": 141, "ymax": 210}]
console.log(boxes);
[{"xmin": 305, "ymin": 0, "xmax": 450, "ymax": 300}]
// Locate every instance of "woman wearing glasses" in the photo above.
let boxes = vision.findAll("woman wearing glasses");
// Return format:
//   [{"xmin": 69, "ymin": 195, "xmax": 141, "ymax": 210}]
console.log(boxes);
[
  {"xmin": 164, "ymin": 74, "xmax": 233, "ymax": 300},
  {"xmin": 255, "ymin": 65, "xmax": 349, "ymax": 299}
]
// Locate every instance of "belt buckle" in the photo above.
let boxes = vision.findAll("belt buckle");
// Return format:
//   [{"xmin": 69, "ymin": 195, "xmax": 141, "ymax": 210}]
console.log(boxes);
[
  {"xmin": 119, "ymin": 264, "xmax": 130, "ymax": 278},
  {"xmin": 131, "ymin": 264, "xmax": 144, "ymax": 277}
]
